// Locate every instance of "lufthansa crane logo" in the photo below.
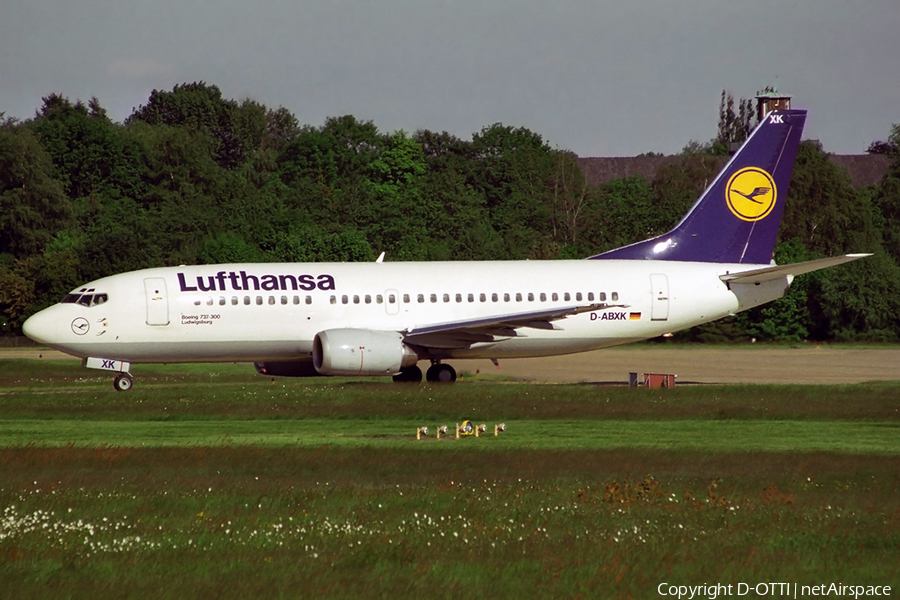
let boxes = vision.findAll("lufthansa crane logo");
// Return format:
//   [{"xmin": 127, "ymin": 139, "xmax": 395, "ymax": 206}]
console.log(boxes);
[
  {"xmin": 725, "ymin": 167, "xmax": 777, "ymax": 222},
  {"xmin": 71, "ymin": 317, "xmax": 89, "ymax": 335}
]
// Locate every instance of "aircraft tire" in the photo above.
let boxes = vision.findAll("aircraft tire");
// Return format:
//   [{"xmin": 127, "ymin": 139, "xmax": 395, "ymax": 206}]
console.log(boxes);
[
  {"xmin": 392, "ymin": 365, "xmax": 423, "ymax": 384},
  {"xmin": 426, "ymin": 364, "xmax": 457, "ymax": 384},
  {"xmin": 113, "ymin": 374, "xmax": 134, "ymax": 392}
]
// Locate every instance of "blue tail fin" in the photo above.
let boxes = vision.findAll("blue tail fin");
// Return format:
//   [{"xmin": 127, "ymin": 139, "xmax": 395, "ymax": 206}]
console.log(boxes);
[{"xmin": 590, "ymin": 109, "xmax": 807, "ymax": 264}]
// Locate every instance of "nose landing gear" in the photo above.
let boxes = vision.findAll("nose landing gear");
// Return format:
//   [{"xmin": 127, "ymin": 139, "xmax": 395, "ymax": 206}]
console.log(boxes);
[{"xmin": 113, "ymin": 373, "xmax": 134, "ymax": 392}]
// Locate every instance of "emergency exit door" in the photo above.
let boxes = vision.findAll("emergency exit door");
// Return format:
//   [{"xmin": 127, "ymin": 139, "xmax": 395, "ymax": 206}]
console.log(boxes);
[{"xmin": 384, "ymin": 289, "xmax": 400, "ymax": 315}]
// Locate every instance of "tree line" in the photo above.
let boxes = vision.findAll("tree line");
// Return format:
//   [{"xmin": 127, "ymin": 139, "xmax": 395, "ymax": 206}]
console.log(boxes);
[{"xmin": 2, "ymin": 83, "xmax": 899, "ymax": 342}]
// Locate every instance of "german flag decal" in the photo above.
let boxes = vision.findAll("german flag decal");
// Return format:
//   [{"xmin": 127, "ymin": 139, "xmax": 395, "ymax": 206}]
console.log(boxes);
[{"xmin": 629, "ymin": 312, "xmax": 642, "ymax": 320}]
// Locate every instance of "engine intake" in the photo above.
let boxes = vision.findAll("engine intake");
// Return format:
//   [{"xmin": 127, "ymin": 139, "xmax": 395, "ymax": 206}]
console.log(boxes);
[{"xmin": 313, "ymin": 329, "xmax": 418, "ymax": 376}]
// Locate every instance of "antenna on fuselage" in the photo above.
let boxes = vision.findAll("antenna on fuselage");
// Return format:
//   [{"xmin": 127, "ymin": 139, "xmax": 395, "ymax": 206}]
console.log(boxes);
[{"xmin": 376, "ymin": 252, "xmax": 385, "ymax": 263}]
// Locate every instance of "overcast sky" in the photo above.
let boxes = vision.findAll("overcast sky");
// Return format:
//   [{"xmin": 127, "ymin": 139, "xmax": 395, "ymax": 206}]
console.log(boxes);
[{"xmin": 2, "ymin": 0, "xmax": 898, "ymax": 157}]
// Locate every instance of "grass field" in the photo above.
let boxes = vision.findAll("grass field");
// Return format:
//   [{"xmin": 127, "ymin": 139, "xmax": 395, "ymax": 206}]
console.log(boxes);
[{"xmin": 1, "ymin": 359, "xmax": 899, "ymax": 598}]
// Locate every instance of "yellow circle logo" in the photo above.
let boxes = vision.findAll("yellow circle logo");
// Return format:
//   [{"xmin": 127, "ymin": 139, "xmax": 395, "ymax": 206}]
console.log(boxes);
[{"xmin": 725, "ymin": 167, "xmax": 777, "ymax": 222}]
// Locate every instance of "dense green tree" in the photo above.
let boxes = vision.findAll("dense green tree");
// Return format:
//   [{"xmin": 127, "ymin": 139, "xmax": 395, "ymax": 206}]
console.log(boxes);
[
  {"xmin": 871, "ymin": 150, "xmax": 900, "ymax": 264},
  {"xmin": 715, "ymin": 90, "xmax": 754, "ymax": 155},
  {"xmin": 0, "ymin": 125, "xmax": 72, "ymax": 257},
  {"xmin": 361, "ymin": 132, "xmax": 433, "ymax": 259},
  {"xmin": 471, "ymin": 124, "xmax": 557, "ymax": 258},
  {"xmin": 127, "ymin": 82, "xmax": 245, "ymax": 168},
  {"xmin": 780, "ymin": 141, "xmax": 877, "ymax": 256},
  {"xmin": 585, "ymin": 176, "xmax": 656, "ymax": 252},
  {"xmin": 31, "ymin": 95, "xmax": 144, "ymax": 201}
]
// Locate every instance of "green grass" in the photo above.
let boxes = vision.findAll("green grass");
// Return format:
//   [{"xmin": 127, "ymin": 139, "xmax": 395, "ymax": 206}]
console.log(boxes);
[
  {"xmin": 0, "ymin": 418, "xmax": 898, "ymax": 454},
  {"xmin": 1, "ymin": 359, "xmax": 899, "ymax": 598}
]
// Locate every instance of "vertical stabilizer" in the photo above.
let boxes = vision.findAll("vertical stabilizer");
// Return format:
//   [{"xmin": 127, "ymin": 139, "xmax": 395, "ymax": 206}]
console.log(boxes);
[{"xmin": 590, "ymin": 109, "xmax": 807, "ymax": 264}]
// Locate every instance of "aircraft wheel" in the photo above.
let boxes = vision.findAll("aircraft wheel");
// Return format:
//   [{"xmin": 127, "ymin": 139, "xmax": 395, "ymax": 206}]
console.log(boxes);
[
  {"xmin": 426, "ymin": 363, "xmax": 456, "ymax": 384},
  {"xmin": 392, "ymin": 365, "xmax": 422, "ymax": 384},
  {"xmin": 113, "ymin": 374, "xmax": 134, "ymax": 392}
]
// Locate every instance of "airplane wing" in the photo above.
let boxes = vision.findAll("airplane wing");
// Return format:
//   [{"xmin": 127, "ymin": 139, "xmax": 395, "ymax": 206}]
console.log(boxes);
[
  {"xmin": 401, "ymin": 303, "xmax": 618, "ymax": 349},
  {"xmin": 719, "ymin": 254, "xmax": 871, "ymax": 284}
]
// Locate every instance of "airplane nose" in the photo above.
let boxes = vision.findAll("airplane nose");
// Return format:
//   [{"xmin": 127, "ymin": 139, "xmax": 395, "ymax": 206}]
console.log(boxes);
[{"xmin": 22, "ymin": 308, "xmax": 58, "ymax": 346}]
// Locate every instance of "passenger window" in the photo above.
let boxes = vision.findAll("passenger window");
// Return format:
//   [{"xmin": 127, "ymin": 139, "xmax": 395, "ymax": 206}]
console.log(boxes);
[
  {"xmin": 467, "ymin": 293, "xmax": 474, "ymax": 303},
  {"xmin": 377, "ymin": 295, "xmax": 384, "ymax": 304},
  {"xmin": 365, "ymin": 295, "xmax": 371, "ymax": 304},
  {"xmin": 564, "ymin": 292, "xmax": 571, "ymax": 302},
  {"xmin": 588, "ymin": 292, "xmax": 595, "ymax": 301},
  {"xmin": 194, "ymin": 300, "xmax": 201, "ymax": 306},
  {"xmin": 208, "ymin": 298, "xmax": 214, "ymax": 306},
  {"xmin": 551, "ymin": 293, "xmax": 558, "ymax": 302},
  {"xmin": 599, "ymin": 292, "xmax": 607, "ymax": 302},
  {"xmin": 479, "ymin": 293, "xmax": 486, "ymax": 302},
  {"xmin": 430, "ymin": 294, "xmax": 437, "ymax": 303},
  {"xmin": 353, "ymin": 295, "xmax": 360, "ymax": 304},
  {"xmin": 388, "ymin": 294, "xmax": 396, "ymax": 304},
  {"xmin": 244, "ymin": 296, "xmax": 251, "ymax": 305},
  {"xmin": 330, "ymin": 296, "xmax": 337, "ymax": 305},
  {"xmin": 268, "ymin": 296, "xmax": 275, "ymax": 305},
  {"xmin": 491, "ymin": 293, "xmax": 498, "ymax": 302},
  {"xmin": 293, "ymin": 296, "xmax": 300, "ymax": 305},
  {"xmin": 576, "ymin": 292, "xmax": 582, "ymax": 301},
  {"xmin": 232, "ymin": 296, "xmax": 238, "ymax": 305},
  {"xmin": 540, "ymin": 293, "xmax": 547, "ymax": 302},
  {"xmin": 503, "ymin": 293, "xmax": 510, "ymax": 302},
  {"xmin": 281, "ymin": 296, "xmax": 288, "ymax": 305},
  {"xmin": 403, "ymin": 294, "xmax": 410, "ymax": 303},
  {"xmin": 516, "ymin": 293, "xmax": 522, "ymax": 302},
  {"xmin": 417, "ymin": 294, "xmax": 425, "ymax": 303},
  {"xmin": 528, "ymin": 293, "xmax": 534, "ymax": 302},
  {"xmin": 305, "ymin": 296, "xmax": 312, "ymax": 305},
  {"xmin": 612, "ymin": 292, "xmax": 619, "ymax": 301},
  {"xmin": 443, "ymin": 293, "xmax": 450, "ymax": 303},
  {"xmin": 256, "ymin": 296, "xmax": 263, "ymax": 305},
  {"xmin": 342, "ymin": 295, "xmax": 349, "ymax": 305},
  {"xmin": 456, "ymin": 294, "xmax": 462, "ymax": 303}
]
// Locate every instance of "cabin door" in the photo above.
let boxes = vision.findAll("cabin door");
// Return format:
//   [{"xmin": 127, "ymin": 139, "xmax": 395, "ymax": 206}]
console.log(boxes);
[
  {"xmin": 650, "ymin": 273, "xmax": 669, "ymax": 321},
  {"xmin": 144, "ymin": 278, "xmax": 170, "ymax": 326}
]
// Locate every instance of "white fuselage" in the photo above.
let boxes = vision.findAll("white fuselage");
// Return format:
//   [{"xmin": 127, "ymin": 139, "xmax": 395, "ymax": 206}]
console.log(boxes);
[{"xmin": 23, "ymin": 259, "xmax": 788, "ymax": 365}]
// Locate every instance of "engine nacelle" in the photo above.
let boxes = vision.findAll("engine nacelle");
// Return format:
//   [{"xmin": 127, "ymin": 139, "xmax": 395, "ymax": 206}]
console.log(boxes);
[
  {"xmin": 254, "ymin": 360, "xmax": 322, "ymax": 378},
  {"xmin": 313, "ymin": 329, "xmax": 418, "ymax": 376}
]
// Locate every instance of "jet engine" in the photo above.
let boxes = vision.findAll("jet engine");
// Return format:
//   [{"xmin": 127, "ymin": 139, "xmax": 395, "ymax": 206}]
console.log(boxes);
[{"xmin": 313, "ymin": 329, "xmax": 419, "ymax": 376}]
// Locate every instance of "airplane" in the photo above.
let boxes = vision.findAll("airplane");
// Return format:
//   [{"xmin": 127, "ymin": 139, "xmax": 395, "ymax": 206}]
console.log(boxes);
[{"xmin": 22, "ymin": 109, "xmax": 868, "ymax": 391}]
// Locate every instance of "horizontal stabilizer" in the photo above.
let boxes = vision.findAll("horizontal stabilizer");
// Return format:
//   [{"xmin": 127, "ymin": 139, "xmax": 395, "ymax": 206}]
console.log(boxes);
[{"xmin": 719, "ymin": 254, "xmax": 871, "ymax": 284}]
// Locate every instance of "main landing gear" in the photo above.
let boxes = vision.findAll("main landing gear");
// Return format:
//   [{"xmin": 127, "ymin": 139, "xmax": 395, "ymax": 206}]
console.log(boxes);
[
  {"xmin": 426, "ymin": 362, "xmax": 457, "ymax": 384},
  {"xmin": 392, "ymin": 361, "xmax": 458, "ymax": 384},
  {"xmin": 392, "ymin": 365, "xmax": 423, "ymax": 383}
]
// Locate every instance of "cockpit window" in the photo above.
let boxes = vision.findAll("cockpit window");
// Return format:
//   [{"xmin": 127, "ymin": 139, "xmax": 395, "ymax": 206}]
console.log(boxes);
[{"xmin": 62, "ymin": 292, "xmax": 108, "ymax": 307}]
